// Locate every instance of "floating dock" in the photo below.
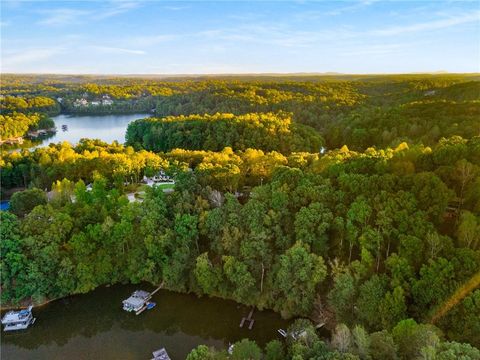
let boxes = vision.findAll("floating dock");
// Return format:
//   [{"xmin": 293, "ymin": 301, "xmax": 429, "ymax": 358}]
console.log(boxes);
[
  {"xmin": 1, "ymin": 305, "xmax": 36, "ymax": 331},
  {"xmin": 122, "ymin": 283, "xmax": 163, "ymax": 315},
  {"xmin": 151, "ymin": 347, "xmax": 171, "ymax": 360}
]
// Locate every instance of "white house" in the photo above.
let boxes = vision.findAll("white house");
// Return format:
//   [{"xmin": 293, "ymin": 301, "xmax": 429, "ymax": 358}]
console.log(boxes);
[{"xmin": 74, "ymin": 98, "xmax": 88, "ymax": 107}]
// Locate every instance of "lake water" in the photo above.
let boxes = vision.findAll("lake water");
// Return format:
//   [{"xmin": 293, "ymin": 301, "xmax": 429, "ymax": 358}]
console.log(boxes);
[
  {"xmin": 36, "ymin": 113, "xmax": 150, "ymax": 147},
  {"xmin": 1, "ymin": 284, "xmax": 291, "ymax": 360}
]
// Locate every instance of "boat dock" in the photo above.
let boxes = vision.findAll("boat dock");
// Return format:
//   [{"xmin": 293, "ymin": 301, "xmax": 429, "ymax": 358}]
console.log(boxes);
[
  {"xmin": 1, "ymin": 305, "xmax": 36, "ymax": 331},
  {"xmin": 239, "ymin": 308, "xmax": 255, "ymax": 330},
  {"xmin": 122, "ymin": 283, "xmax": 163, "ymax": 315},
  {"xmin": 151, "ymin": 347, "xmax": 171, "ymax": 360}
]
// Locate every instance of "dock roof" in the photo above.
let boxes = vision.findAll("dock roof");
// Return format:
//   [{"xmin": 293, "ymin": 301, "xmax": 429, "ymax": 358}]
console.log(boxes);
[{"xmin": 152, "ymin": 348, "xmax": 171, "ymax": 360}]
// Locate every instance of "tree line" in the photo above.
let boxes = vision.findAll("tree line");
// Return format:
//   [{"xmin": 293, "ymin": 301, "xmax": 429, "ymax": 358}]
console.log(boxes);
[{"xmin": 186, "ymin": 318, "xmax": 480, "ymax": 360}]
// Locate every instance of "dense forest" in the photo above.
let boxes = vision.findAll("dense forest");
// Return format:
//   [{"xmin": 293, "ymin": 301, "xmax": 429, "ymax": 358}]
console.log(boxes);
[
  {"xmin": 0, "ymin": 96, "xmax": 58, "ymax": 140},
  {"xmin": 1, "ymin": 74, "xmax": 479, "ymax": 358},
  {"xmin": 126, "ymin": 112, "xmax": 323, "ymax": 153}
]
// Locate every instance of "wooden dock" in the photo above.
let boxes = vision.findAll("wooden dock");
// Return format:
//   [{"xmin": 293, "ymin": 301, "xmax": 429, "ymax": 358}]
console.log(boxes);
[
  {"xmin": 239, "ymin": 308, "xmax": 255, "ymax": 330},
  {"xmin": 136, "ymin": 283, "xmax": 164, "ymax": 315},
  {"xmin": 151, "ymin": 282, "xmax": 164, "ymax": 296}
]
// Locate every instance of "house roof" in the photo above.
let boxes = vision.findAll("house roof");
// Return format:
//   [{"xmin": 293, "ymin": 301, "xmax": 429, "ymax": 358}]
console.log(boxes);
[{"xmin": 123, "ymin": 296, "xmax": 144, "ymax": 308}]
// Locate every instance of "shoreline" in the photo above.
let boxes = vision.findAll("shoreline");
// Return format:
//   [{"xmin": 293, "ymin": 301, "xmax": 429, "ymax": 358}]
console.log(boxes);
[
  {"xmin": 0, "ymin": 282, "xmax": 291, "ymax": 319},
  {"xmin": 1, "ymin": 296, "xmax": 63, "ymax": 312},
  {"xmin": 0, "ymin": 283, "xmax": 333, "ymax": 333}
]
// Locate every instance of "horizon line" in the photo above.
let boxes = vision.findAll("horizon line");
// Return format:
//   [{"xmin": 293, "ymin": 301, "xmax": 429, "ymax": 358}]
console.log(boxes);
[{"xmin": 2, "ymin": 71, "xmax": 480, "ymax": 77}]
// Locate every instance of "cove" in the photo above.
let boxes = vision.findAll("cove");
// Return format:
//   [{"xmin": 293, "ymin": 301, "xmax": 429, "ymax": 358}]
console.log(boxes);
[
  {"xmin": 33, "ymin": 113, "xmax": 150, "ymax": 148},
  {"xmin": 1, "ymin": 284, "xmax": 291, "ymax": 360}
]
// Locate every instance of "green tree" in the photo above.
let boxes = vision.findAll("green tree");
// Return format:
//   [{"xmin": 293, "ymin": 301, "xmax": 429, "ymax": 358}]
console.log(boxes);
[
  {"xmin": 265, "ymin": 340, "xmax": 285, "ymax": 360},
  {"xmin": 392, "ymin": 319, "xmax": 441, "ymax": 360},
  {"xmin": 9, "ymin": 188, "xmax": 47, "ymax": 217},
  {"xmin": 273, "ymin": 242, "xmax": 327, "ymax": 317},
  {"xmin": 194, "ymin": 253, "xmax": 222, "ymax": 295},
  {"xmin": 294, "ymin": 202, "xmax": 333, "ymax": 255},
  {"xmin": 186, "ymin": 345, "xmax": 218, "ymax": 360},
  {"xmin": 231, "ymin": 339, "xmax": 262, "ymax": 360},
  {"xmin": 369, "ymin": 330, "xmax": 398, "ymax": 360},
  {"xmin": 328, "ymin": 271, "xmax": 357, "ymax": 325},
  {"xmin": 435, "ymin": 341, "xmax": 480, "ymax": 360},
  {"xmin": 457, "ymin": 211, "xmax": 480, "ymax": 250},
  {"xmin": 223, "ymin": 255, "xmax": 256, "ymax": 304},
  {"xmin": 357, "ymin": 274, "xmax": 388, "ymax": 331},
  {"xmin": 380, "ymin": 286, "xmax": 408, "ymax": 330},
  {"xmin": 0, "ymin": 212, "xmax": 28, "ymax": 303},
  {"xmin": 331, "ymin": 324, "xmax": 354, "ymax": 353},
  {"xmin": 351, "ymin": 325, "xmax": 371, "ymax": 359}
]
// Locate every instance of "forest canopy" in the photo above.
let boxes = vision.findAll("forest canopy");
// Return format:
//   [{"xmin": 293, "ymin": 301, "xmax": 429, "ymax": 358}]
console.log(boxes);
[
  {"xmin": 1, "ymin": 74, "xmax": 479, "ymax": 356},
  {"xmin": 126, "ymin": 112, "xmax": 324, "ymax": 154}
]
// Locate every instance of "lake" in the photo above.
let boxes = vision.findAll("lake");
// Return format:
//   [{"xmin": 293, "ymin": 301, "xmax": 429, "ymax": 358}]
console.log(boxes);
[
  {"xmin": 1, "ymin": 284, "xmax": 291, "ymax": 360},
  {"xmin": 35, "ymin": 113, "xmax": 150, "ymax": 147}
]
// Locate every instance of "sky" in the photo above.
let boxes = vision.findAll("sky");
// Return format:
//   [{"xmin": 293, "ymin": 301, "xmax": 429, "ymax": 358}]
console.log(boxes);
[{"xmin": 1, "ymin": 0, "xmax": 479, "ymax": 74}]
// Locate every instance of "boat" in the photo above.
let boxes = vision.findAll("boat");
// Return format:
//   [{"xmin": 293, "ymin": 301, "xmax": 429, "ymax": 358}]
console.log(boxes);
[
  {"xmin": 1, "ymin": 305, "xmax": 36, "ymax": 331},
  {"xmin": 122, "ymin": 290, "xmax": 152, "ymax": 315},
  {"xmin": 146, "ymin": 302, "xmax": 156, "ymax": 310}
]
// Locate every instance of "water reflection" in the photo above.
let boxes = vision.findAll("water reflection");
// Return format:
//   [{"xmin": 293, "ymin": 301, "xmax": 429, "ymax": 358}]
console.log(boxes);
[
  {"xmin": 1, "ymin": 284, "xmax": 291, "ymax": 360},
  {"xmin": 35, "ymin": 113, "xmax": 150, "ymax": 148}
]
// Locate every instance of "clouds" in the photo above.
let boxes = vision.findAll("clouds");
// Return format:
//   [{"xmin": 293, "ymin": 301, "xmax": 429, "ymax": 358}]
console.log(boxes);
[
  {"xmin": 37, "ymin": 9, "xmax": 89, "ymax": 26},
  {"xmin": 1, "ymin": 47, "xmax": 65, "ymax": 71},
  {"xmin": 37, "ymin": 1, "xmax": 141, "ymax": 26},
  {"xmin": 326, "ymin": 0, "xmax": 380, "ymax": 16},
  {"xmin": 2, "ymin": 1, "xmax": 479, "ymax": 74},
  {"xmin": 370, "ymin": 11, "xmax": 480, "ymax": 36},
  {"xmin": 94, "ymin": 1, "xmax": 141, "ymax": 20},
  {"xmin": 89, "ymin": 46, "xmax": 146, "ymax": 55},
  {"xmin": 126, "ymin": 34, "xmax": 177, "ymax": 47}
]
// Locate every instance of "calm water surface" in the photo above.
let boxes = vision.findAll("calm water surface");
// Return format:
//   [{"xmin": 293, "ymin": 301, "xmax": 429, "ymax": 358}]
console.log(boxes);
[
  {"xmin": 1, "ymin": 284, "xmax": 291, "ymax": 360},
  {"xmin": 36, "ymin": 113, "xmax": 150, "ymax": 147}
]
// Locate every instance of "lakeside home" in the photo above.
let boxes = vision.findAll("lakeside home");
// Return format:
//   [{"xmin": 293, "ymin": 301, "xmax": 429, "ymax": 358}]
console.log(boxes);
[{"xmin": 27, "ymin": 128, "xmax": 57, "ymax": 138}]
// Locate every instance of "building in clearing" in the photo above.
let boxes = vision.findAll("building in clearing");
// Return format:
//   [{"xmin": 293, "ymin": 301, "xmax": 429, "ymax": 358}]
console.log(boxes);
[
  {"xmin": 152, "ymin": 170, "xmax": 173, "ymax": 183},
  {"xmin": 74, "ymin": 98, "xmax": 88, "ymax": 107}
]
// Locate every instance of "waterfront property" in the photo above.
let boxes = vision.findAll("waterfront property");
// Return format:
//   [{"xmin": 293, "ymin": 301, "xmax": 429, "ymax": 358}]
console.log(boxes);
[
  {"xmin": 122, "ymin": 285, "xmax": 163, "ymax": 315},
  {"xmin": 1, "ymin": 306, "xmax": 36, "ymax": 332},
  {"xmin": 27, "ymin": 128, "xmax": 57, "ymax": 138}
]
